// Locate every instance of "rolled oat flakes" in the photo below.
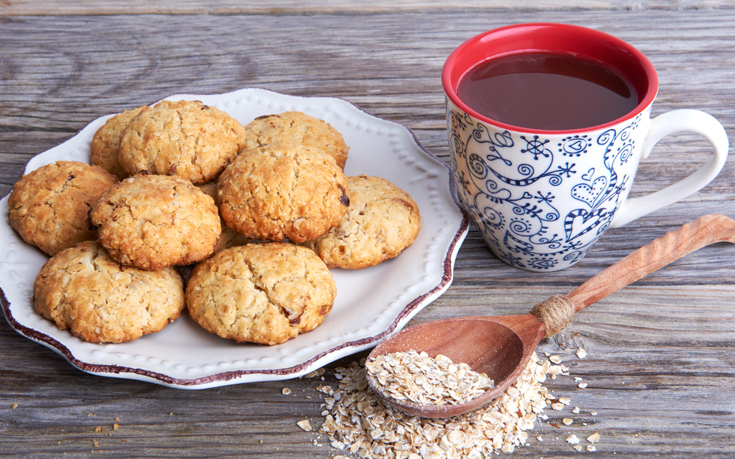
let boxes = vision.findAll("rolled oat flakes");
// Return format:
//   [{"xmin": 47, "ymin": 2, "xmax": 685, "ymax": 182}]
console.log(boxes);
[
  {"xmin": 365, "ymin": 350, "xmax": 494, "ymax": 406},
  {"xmin": 319, "ymin": 353, "xmax": 556, "ymax": 458}
]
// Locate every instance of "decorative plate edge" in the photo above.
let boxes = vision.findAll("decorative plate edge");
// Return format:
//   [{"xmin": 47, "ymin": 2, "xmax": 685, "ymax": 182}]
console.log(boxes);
[{"xmin": 1, "ymin": 89, "xmax": 470, "ymax": 388}]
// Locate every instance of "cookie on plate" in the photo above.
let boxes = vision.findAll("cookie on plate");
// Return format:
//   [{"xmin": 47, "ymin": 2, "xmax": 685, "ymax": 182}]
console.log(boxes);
[
  {"xmin": 90, "ymin": 105, "xmax": 147, "ymax": 179},
  {"xmin": 218, "ymin": 143, "xmax": 349, "ymax": 243},
  {"xmin": 90, "ymin": 173, "xmax": 221, "ymax": 270},
  {"xmin": 8, "ymin": 161, "xmax": 118, "ymax": 256},
  {"xmin": 243, "ymin": 111, "xmax": 349, "ymax": 169},
  {"xmin": 196, "ymin": 181, "xmax": 252, "ymax": 253},
  {"xmin": 302, "ymin": 175, "xmax": 420, "ymax": 269},
  {"xmin": 118, "ymin": 100, "xmax": 246, "ymax": 184},
  {"xmin": 33, "ymin": 241, "xmax": 185, "ymax": 343},
  {"xmin": 186, "ymin": 243, "xmax": 336, "ymax": 346}
]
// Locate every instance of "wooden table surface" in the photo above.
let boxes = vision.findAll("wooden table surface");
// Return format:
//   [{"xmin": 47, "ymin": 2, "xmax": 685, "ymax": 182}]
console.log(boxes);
[{"xmin": 1, "ymin": 2, "xmax": 734, "ymax": 458}]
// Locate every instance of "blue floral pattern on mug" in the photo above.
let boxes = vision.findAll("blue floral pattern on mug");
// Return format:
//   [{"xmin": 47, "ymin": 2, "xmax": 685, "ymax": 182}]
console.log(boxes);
[{"xmin": 448, "ymin": 104, "xmax": 643, "ymax": 271}]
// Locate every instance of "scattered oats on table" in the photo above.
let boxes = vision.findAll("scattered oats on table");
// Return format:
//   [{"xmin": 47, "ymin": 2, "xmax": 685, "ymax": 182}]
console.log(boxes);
[
  {"xmin": 312, "ymin": 346, "xmax": 604, "ymax": 457},
  {"xmin": 317, "ymin": 385, "xmax": 334, "ymax": 396},
  {"xmin": 364, "ymin": 350, "xmax": 494, "ymax": 407},
  {"xmin": 297, "ymin": 419, "xmax": 313, "ymax": 432},
  {"xmin": 319, "ymin": 353, "xmax": 555, "ymax": 458},
  {"xmin": 566, "ymin": 434, "xmax": 580, "ymax": 445},
  {"xmin": 306, "ymin": 368, "xmax": 326, "ymax": 378}
]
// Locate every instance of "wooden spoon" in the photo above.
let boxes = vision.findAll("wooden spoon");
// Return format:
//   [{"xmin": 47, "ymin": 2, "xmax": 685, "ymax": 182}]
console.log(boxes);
[{"xmin": 366, "ymin": 214, "xmax": 735, "ymax": 418}]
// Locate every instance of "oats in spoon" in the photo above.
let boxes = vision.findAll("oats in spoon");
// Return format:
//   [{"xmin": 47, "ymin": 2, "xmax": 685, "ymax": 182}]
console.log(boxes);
[{"xmin": 365, "ymin": 350, "xmax": 494, "ymax": 406}]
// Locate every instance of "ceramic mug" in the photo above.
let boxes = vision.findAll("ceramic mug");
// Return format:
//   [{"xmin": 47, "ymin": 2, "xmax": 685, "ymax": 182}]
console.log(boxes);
[{"xmin": 442, "ymin": 23, "xmax": 729, "ymax": 272}]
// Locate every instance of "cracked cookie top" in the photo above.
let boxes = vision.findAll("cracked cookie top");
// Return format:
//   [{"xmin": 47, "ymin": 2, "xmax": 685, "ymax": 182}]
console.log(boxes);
[
  {"xmin": 301, "ymin": 175, "xmax": 421, "ymax": 269},
  {"xmin": 33, "ymin": 241, "xmax": 185, "ymax": 343},
  {"xmin": 217, "ymin": 143, "xmax": 349, "ymax": 243},
  {"xmin": 186, "ymin": 242, "xmax": 336, "ymax": 345},
  {"xmin": 8, "ymin": 160, "xmax": 119, "ymax": 256},
  {"xmin": 118, "ymin": 100, "xmax": 247, "ymax": 184},
  {"xmin": 242, "ymin": 111, "xmax": 349, "ymax": 169},
  {"xmin": 90, "ymin": 173, "xmax": 221, "ymax": 270},
  {"xmin": 91, "ymin": 105, "xmax": 147, "ymax": 180}
]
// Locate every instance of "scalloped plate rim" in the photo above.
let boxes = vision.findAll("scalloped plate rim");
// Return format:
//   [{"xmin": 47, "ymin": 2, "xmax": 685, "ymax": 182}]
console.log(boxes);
[{"xmin": 0, "ymin": 87, "xmax": 469, "ymax": 389}]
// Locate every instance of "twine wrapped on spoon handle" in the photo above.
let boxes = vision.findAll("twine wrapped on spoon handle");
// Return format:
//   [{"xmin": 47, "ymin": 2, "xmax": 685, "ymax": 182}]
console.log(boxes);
[{"xmin": 530, "ymin": 295, "xmax": 575, "ymax": 338}]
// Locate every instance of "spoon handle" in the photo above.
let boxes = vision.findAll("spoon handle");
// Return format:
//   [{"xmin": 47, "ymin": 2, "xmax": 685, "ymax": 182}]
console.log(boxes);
[{"xmin": 566, "ymin": 214, "xmax": 735, "ymax": 312}]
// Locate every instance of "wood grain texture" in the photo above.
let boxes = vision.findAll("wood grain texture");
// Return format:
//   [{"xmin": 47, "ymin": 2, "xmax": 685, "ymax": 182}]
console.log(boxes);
[
  {"xmin": 567, "ymin": 214, "xmax": 735, "ymax": 309},
  {"xmin": 1, "ymin": 5, "xmax": 734, "ymax": 458},
  {"xmin": 1, "ymin": 0, "xmax": 733, "ymax": 16}
]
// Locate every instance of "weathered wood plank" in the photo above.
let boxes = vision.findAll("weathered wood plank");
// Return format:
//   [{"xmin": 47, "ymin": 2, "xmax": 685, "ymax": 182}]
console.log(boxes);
[
  {"xmin": 1, "ymin": 0, "xmax": 734, "ymax": 16},
  {"xmin": 1, "ymin": 7, "xmax": 734, "ymax": 459}
]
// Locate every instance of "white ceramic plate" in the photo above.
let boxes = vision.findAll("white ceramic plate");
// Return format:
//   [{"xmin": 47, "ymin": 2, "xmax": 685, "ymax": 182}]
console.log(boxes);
[{"xmin": 0, "ymin": 88, "xmax": 468, "ymax": 388}]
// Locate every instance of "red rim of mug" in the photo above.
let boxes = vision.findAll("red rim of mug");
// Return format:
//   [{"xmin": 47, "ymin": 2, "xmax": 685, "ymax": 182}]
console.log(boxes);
[{"xmin": 442, "ymin": 23, "xmax": 659, "ymax": 135}]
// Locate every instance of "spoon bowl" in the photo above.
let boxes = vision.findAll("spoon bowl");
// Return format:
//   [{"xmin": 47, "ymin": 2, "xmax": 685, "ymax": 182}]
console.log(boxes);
[
  {"xmin": 366, "ymin": 214, "xmax": 735, "ymax": 418},
  {"xmin": 367, "ymin": 314, "xmax": 544, "ymax": 417}
]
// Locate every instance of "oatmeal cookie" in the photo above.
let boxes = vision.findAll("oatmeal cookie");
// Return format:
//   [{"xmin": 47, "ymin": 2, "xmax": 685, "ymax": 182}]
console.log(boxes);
[
  {"xmin": 243, "ymin": 111, "xmax": 349, "ymax": 169},
  {"xmin": 8, "ymin": 161, "xmax": 118, "ymax": 256},
  {"xmin": 186, "ymin": 243, "xmax": 336, "ymax": 345},
  {"xmin": 90, "ymin": 105, "xmax": 146, "ymax": 179},
  {"xmin": 90, "ymin": 173, "xmax": 221, "ymax": 270},
  {"xmin": 33, "ymin": 241, "xmax": 185, "ymax": 343},
  {"xmin": 118, "ymin": 100, "xmax": 246, "ymax": 184},
  {"xmin": 197, "ymin": 181, "xmax": 252, "ymax": 252},
  {"xmin": 302, "ymin": 175, "xmax": 420, "ymax": 269},
  {"xmin": 218, "ymin": 143, "xmax": 349, "ymax": 243}
]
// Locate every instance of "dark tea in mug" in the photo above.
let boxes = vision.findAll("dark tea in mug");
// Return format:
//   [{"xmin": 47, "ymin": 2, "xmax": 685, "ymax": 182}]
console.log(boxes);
[{"xmin": 457, "ymin": 52, "xmax": 640, "ymax": 131}]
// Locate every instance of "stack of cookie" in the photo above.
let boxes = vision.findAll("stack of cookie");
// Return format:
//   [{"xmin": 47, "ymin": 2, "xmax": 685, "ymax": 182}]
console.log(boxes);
[{"xmin": 8, "ymin": 101, "xmax": 421, "ymax": 347}]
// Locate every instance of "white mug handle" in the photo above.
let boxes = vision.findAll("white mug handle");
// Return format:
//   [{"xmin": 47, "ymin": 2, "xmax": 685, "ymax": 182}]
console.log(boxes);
[{"xmin": 611, "ymin": 109, "xmax": 729, "ymax": 228}]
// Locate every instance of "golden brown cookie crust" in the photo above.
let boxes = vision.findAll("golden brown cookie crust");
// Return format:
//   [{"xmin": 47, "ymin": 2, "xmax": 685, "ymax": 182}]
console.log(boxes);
[
  {"xmin": 90, "ymin": 106, "xmax": 146, "ymax": 180},
  {"xmin": 302, "ymin": 175, "xmax": 421, "ymax": 269},
  {"xmin": 90, "ymin": 174, "xmax": 221, "ymax": 270},
  {"xmin": 8, "ymin": 161, "xmax": 119, "ymax": 256},
  {"xmin": 33, "ymin": 241, "xmax": 185, "ymax": 343},
  {"xmin": 196, "ymin": 181, "xmax": 252, "ymax": 253},
  {"xmin": 186, "ymin": 243, "xmax": 336, "ymax": 345},
  {"xmin": 118, "ymin": 100, "xmax": 246, "ymax": 184},
  {"xmin": 243, "ymin": 111, "xmax": 349, "ymax": 169},
  {"xmin": 217, "ymin": 143, "xmax": 349, "ymax": 243}
]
